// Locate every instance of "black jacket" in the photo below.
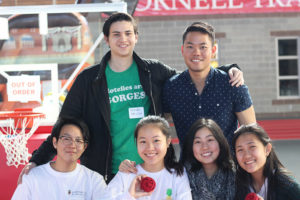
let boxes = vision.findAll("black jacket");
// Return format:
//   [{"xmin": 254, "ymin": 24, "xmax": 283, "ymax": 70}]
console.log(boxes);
[{"xmin": 30, "ymin": 51, "xmax": 177, "ymax": 181}]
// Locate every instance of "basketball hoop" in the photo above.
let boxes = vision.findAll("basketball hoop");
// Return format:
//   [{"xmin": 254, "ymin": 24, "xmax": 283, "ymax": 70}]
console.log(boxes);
[{"xmin": 0, "ymin": 109, "xmax": 45, "ymax": 168}]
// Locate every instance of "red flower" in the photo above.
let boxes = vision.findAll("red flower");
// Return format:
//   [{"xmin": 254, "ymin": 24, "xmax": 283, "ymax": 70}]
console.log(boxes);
[
  {"xmin": 245, "ymin": 192, "xmax": 259, "ymax": 200},
  {"xmin": 140, "ymin": 177, "xmax": 156, "ymax": 192}
]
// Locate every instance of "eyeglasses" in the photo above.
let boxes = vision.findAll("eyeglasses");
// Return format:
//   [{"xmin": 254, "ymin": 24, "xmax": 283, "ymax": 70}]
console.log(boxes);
[{"xmin": 59, "ymin": 136, "xmax": 86, "ymax": 147}]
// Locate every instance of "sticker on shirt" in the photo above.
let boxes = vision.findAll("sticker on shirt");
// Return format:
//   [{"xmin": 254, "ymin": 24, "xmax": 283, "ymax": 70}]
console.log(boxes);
[
  {"xmin": 69, "ymin": 190, "xmax": 85, "ymax": 200},
  {"xmin": 129, "ymin": 107, "xmax": 145, "ymax": 119}
]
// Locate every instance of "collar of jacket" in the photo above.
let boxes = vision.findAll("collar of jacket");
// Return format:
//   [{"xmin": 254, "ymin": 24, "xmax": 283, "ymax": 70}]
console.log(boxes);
[{"xmin": 94, "ymin": 50, "xmax": 150, "ymax": 81}]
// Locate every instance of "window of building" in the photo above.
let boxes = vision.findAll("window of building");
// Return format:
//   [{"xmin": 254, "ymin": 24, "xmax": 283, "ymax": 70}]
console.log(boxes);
[{"xmin": 276, "ymin": 38, "xmax": 299, "ymax": 98}]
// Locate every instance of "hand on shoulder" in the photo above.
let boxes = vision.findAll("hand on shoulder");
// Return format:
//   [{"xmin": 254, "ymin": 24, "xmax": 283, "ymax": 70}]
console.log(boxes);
[{"xmin": 17, "ymin": 162, "xmax": 37, "ymax": 185}]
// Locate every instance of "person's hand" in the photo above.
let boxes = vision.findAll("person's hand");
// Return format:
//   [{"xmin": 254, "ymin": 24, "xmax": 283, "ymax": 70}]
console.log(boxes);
[
  {"xmin": 17, "ymin": 162, "xmax": 36, "ymax": 185},
  {"xmin": 229, "ymin": 67, "xmax": 244, "ymax": 87},
  {"xmin": 119, "ymin": 159, "xmax": 137, "ymax": 174},
  {"xmin": 128, "ymin": 175, "xmax": 152, "ymax": 199},
  {"xmin": 257, "ymin": 194, "xmax": 264, "ymax": 200}
]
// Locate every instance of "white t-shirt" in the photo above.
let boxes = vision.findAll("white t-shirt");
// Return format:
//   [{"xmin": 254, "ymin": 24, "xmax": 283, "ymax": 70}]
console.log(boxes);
[
  {"xmin": 249, "ymin": 177, "xmax": 268, "ymax": 199},
  {"xmin": 105, "ymin": 165, "xmax": 192, "ymax": 200},
  {"xmin": 12, "ymin": 162, "xmax": 107, "ymax": 200}
]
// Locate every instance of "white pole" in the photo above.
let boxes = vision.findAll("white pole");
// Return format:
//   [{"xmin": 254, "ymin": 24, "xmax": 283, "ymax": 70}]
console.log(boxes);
[
  {"xmin": 39, "ymin": 12, "xmax": 48, "ymax": 35},
  {"xmin": 0, "ymin": 71, "xmax": 10, "ymax": 79},
  {"xmin": 0, "ymin": 3, "xmax": 127, "ymax": 15},
  {"xmin": 58, "ymin": 33, "xmax": 104, "ymax": 96}
]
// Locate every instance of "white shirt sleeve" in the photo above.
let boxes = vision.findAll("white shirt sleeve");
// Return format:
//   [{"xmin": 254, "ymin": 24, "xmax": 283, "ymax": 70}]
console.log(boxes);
[
  {"xmin": 91, "ymin": 172, "xmax": 108, "ymax": 200},
  {"xmin": 174, "ymin": 170, "xmax": 192, "ymax": 200},
  {"xmin": 101, "ymin": 172, "xmax": 135, "ymax": 200},
  {"xmin": 11, "ymin": 174, "xmax": 32, "ymax": 200}
]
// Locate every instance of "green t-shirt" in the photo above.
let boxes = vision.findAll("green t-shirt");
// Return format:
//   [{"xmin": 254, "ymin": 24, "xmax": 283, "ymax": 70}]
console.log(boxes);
[{"xmin": 105, "ymin": 61, "xmax": 150, "ymax": 174}]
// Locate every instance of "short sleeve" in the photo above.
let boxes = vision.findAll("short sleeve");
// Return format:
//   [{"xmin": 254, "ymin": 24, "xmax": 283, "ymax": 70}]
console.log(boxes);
[
  {"xmin": 232, "ymin": 85, "xmax": 253, "ymax": 113},
  {"xmin": 103, "ymin": 172, "xmax": 135, "ymax": 200},
  {"xmin": 11, "ymin": 174, "xmax": 32, "ymax": 200},
  {"xmin": 91, "ymin": 172, "xmax": 107, "ymax": 200},
  {"xmin": 174, "ymin": 169, "xmax": 192, "ymax": 200}
]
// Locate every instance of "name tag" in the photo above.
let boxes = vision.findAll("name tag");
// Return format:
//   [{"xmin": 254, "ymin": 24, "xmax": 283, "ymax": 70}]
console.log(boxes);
[{"xmin": 129, "ymin": 107, "xmax": 145, "ymax": 119}]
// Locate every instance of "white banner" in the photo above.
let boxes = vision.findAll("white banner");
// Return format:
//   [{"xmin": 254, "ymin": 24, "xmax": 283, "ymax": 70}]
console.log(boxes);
[
  {"xmin": 7, "ymin": 75, "xmax": 41, "ymax": 103},
  {"xmin": 0, "ymin": 17, "xmax": 9, "ymax": 40}
]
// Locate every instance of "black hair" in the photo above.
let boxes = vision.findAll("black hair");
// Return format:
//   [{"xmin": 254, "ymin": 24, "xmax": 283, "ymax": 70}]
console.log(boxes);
[
  {"xmin": 182, "ymin": 21, "xmax": 215, "ymax": 45},
  {"xmin": 102, "ymin": 12, "xmax": 138, "ymax": 37},
  {"xmin": 182, "ymin": 118, "xmax": 233, "ymax": 172},
  {"xmin": 134, "ymin": 115, "xmax": 183, "ymax": 176},
  {"xmin": 232, "ymin": 124, "xmax": 291, "ymax": 200},
  {"xmin": 51, "ymin": 117, "xmax": 89, "ymax": 144}
]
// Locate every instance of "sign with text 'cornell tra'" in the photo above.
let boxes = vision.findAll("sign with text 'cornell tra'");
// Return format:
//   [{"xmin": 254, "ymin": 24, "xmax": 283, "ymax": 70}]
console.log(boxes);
[
  {"xmin": 134, "ymin": 0, "xmax": 300, "ymax": 16},
  {"xmin": 7, "ymin": 75, "xmax": 41, "ymax": 103}
]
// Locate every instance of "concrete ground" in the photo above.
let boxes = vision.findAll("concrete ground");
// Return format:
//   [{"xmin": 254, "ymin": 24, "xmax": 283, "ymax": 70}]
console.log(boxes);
[
  {"xmin": 272, "ymin": 140, "xmax": 300, "ymax": 182},
  {"xmin": 173, "ymin": 139, "xmax": 300, "ymax": 182}
]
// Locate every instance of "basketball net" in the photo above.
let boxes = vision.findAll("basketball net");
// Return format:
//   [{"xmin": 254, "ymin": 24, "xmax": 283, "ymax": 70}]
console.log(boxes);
[{"xmin": 0, "ymin": 114, "xmax": 43, "ymax": 168}]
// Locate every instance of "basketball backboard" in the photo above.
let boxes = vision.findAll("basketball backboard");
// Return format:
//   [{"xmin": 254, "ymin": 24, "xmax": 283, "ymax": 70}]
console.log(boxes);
[
  {"xmin": 0, "ymin": 3, "xmax": 127, "ymax": 126},
  {"xmin": 0, "ymin": 64, "xmax": 59, "ymax": 126}
]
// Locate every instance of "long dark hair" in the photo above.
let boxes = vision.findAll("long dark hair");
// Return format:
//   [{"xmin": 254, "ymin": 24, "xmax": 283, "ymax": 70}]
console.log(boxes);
[
  {"xmin": 232, "ymin": 124, "xmax": 290, "ymax": 200},
  {"xmin": 134, "ymin": 115, "xmax": 183, "ymax": 176},
  {"xmin": 182, "ymin": 118, "xmax": 233, "ymax": 172}
]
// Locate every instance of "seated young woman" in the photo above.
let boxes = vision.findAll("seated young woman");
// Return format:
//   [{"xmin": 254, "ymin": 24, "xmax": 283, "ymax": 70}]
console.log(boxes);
[
  {"xmin": 181, "ymin": 118, "xmax": 235, "ymax": 200},
  {"xmin": 233, "ymin": 124, "xmax": 300, "ymax": 200},
  {"xmin": 12, "ymin": 117, "xmax": 107, "ymax": 200},
  {"xmin": 106, "ymin": 115, "xmax": 192, "ymax": 200}
]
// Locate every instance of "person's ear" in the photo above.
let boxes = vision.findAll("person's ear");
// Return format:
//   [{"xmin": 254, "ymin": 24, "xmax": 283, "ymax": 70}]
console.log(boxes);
[
  {"xmin": 104, "ymin": 35, "xmax": 109, "ymax": 46},
  {"xmin": 167, "ymin": 137, "xmax": 172, "ymax": 147},
  {"xmin": 266, "ymin": 143, "xmax": 272, "ymax": 157},
  {"xmin": 135, "ymin": 33, "xmax": 138, "ymax": 44},
  {"xmin": 53, "ymin": 137, "xmax": 58, "ymax": 149},
  {"xmin": 212, "ymin": 44, "xmax": 217, "ymax": 57},
  {"xmin": 84, "ymin": 143, "xmax": 88, "ymax": 150},
  {"xmin": 181, "ymin": 45, "xmax": 184, "ymax": 55}
]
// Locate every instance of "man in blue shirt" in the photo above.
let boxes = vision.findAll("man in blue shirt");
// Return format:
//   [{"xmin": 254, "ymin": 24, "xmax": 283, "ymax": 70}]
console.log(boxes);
[{"xmin": 163, "ymin": 22, "xmax": 256, "ymax": 147}]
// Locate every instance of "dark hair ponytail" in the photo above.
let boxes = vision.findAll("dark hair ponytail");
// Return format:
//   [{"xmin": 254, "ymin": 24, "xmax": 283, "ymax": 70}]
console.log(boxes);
[{"xmin": 164, "ymin": 142, "xmax": 183, "ymax": 176}]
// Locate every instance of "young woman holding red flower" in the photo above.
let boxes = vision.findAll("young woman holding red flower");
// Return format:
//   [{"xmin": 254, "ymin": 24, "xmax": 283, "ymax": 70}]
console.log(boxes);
[
  {"xmin": 105, "ymin": 116, "xmax": 192, "ymax": 200},
  {"xmin": 233, "ymin": 124, "xmax": 300, "ymax": 200}
]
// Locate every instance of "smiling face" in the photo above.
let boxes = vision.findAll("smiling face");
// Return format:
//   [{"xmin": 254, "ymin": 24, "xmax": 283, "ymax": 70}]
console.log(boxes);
[
  {"xmin": 53, "ymin": 124, "xmax": 87, "ymax": 165},
  {"xmin": 181, "ymin": 31, "xmax": 216, "ymax": 75},
  {"xmin": 137, "ymin": 124, "xmax": 171, "ymax": 172},
  {"xmin": 235, "ymin": 133, "xmax": 272, "ymax": 177},
  {"xmin": 104, "ymin": 20, "xmax": 138, "ymax": 59},
  {"xmin": 192, "ymin": 127, "xmax": 220, "ymax": 169}
]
